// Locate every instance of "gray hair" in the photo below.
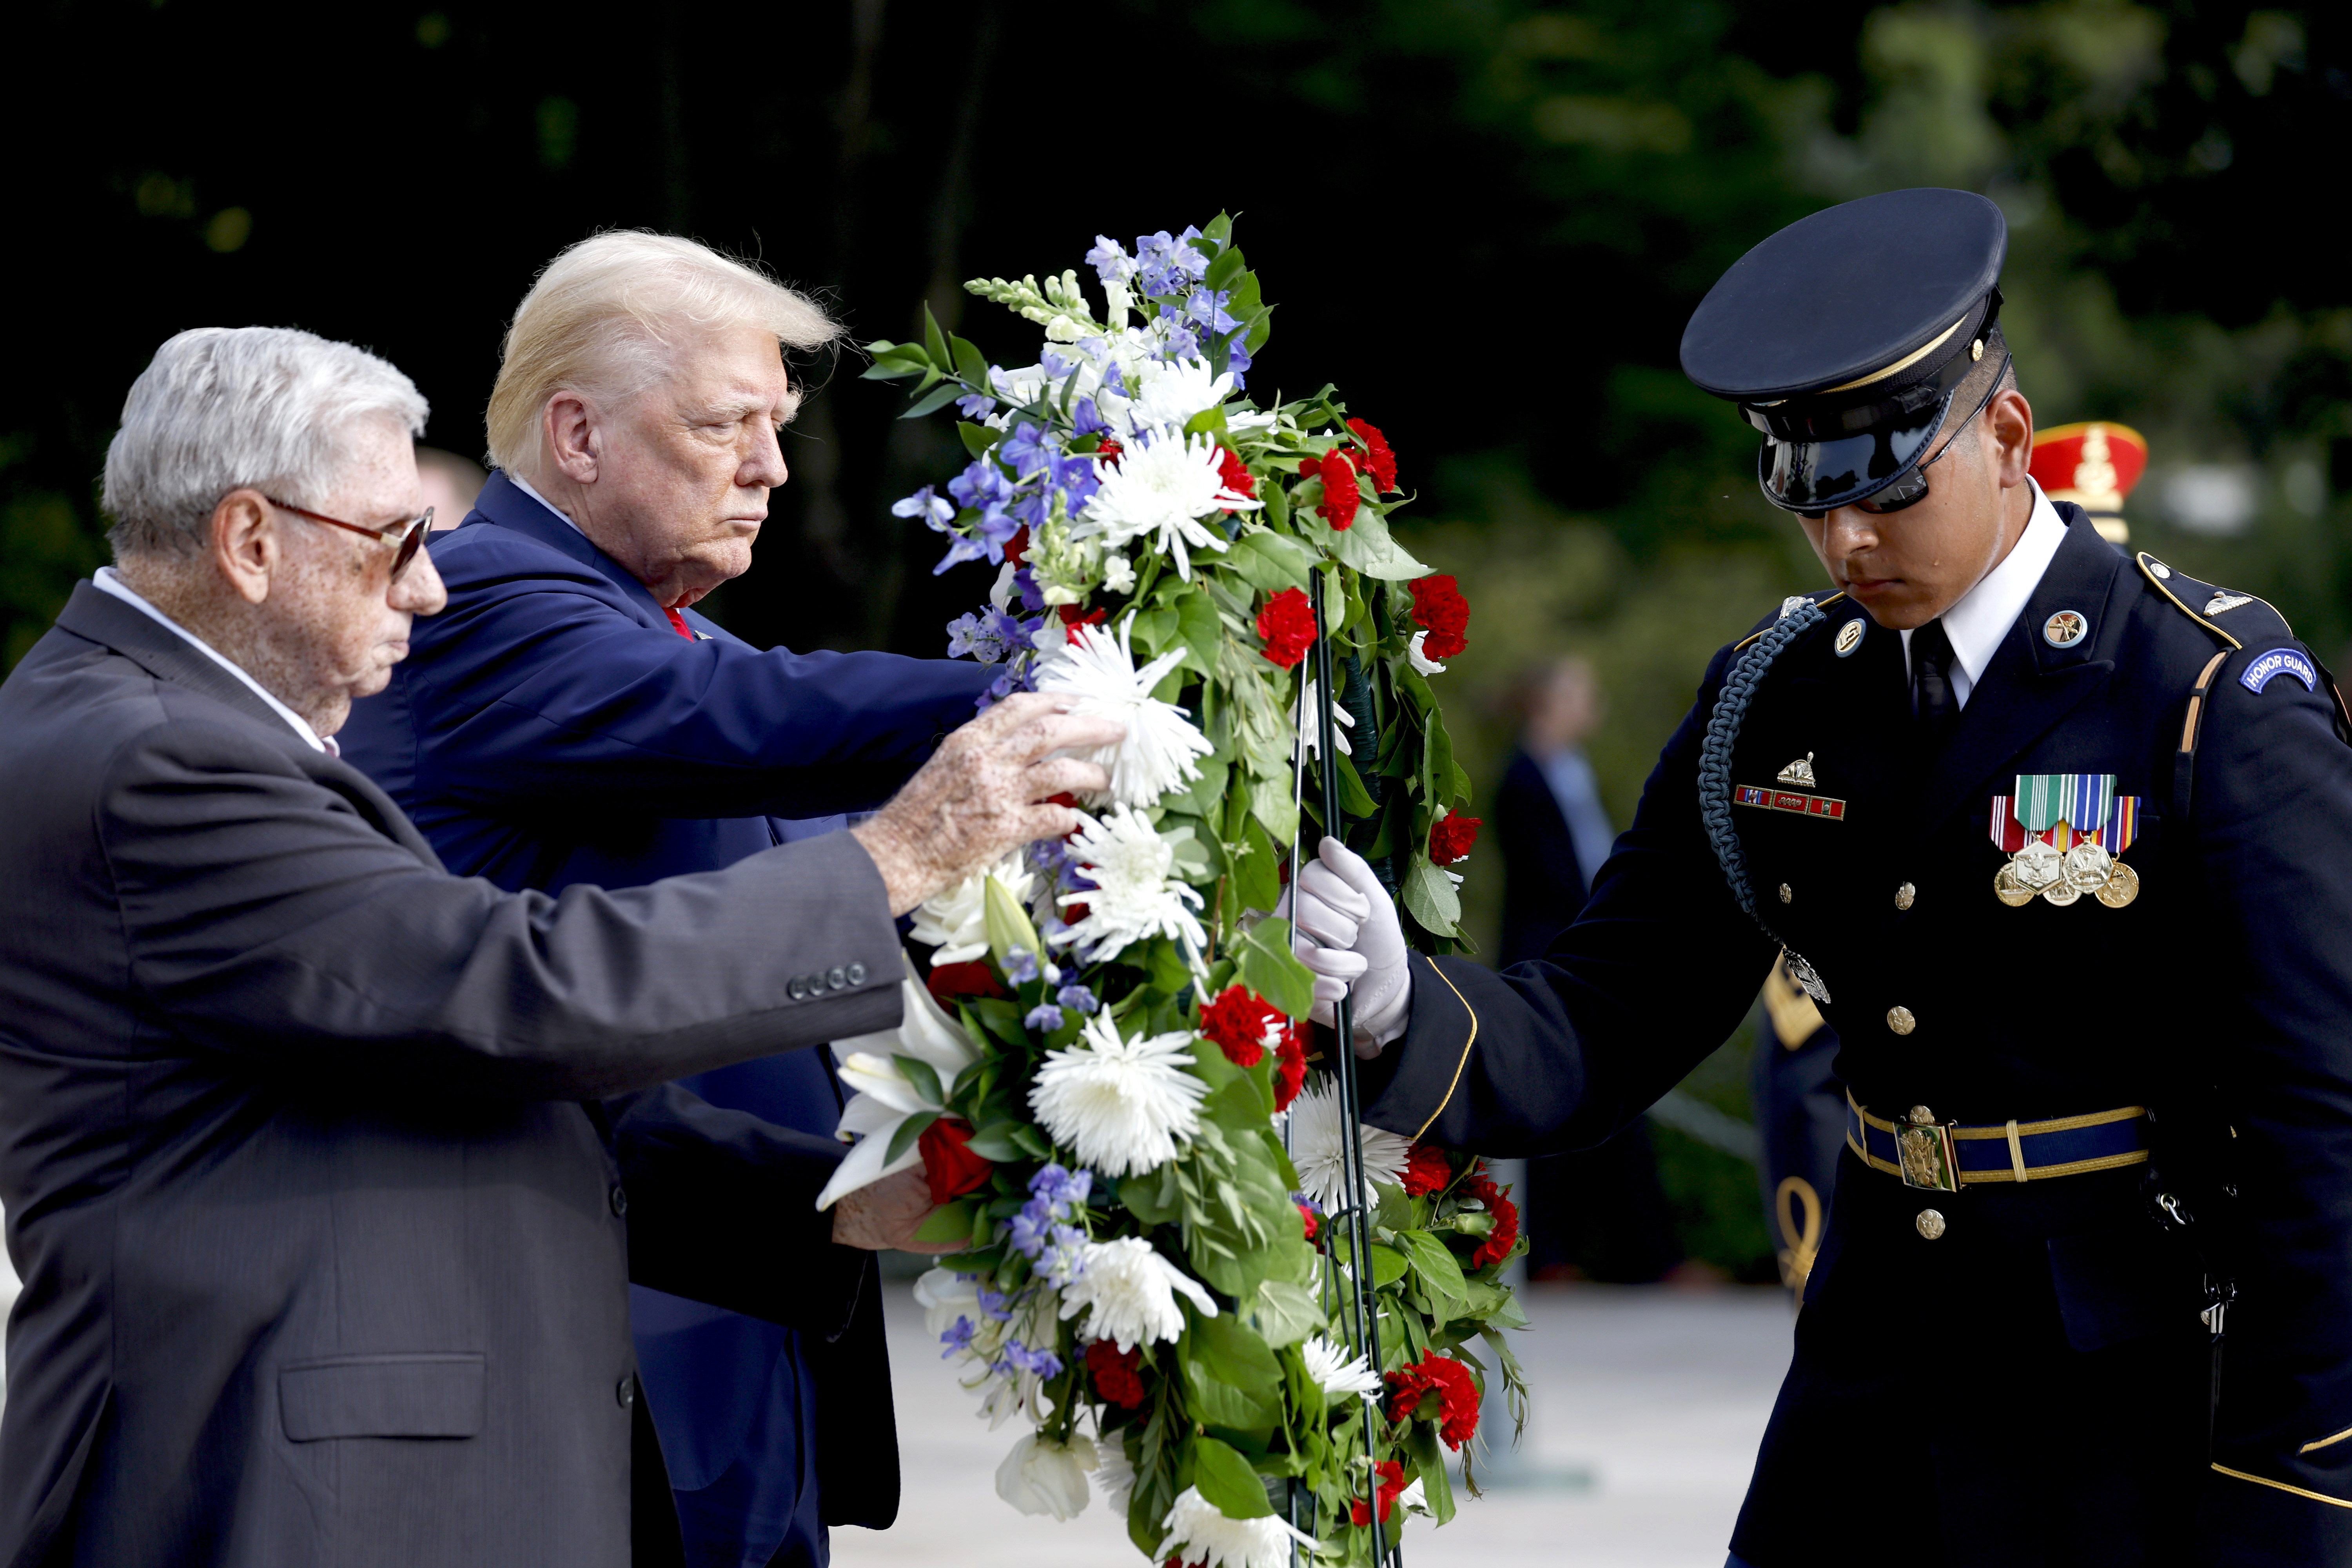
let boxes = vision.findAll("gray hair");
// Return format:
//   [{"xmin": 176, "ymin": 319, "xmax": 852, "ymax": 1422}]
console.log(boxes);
[
  {"xmin": 485, "ymin": 231, "xmax": 842, "ymax": 479},
  {"xmin": 102, "ymin": 326, "xmax": 428, "ymax": 559}
]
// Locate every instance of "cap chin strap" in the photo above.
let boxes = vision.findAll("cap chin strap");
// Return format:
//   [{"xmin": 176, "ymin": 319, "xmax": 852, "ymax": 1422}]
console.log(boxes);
[{"xmin": 1742, "ymin": 288, "xmax": 2004, "ymax": 446}]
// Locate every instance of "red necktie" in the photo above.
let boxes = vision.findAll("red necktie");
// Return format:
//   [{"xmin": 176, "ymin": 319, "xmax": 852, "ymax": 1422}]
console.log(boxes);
[{"xmin": 663, "ymin": 606, "xmax": 694, "ymax": 640}]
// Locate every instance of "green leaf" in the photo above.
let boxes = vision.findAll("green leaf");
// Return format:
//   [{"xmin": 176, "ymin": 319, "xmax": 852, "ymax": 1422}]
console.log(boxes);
[
  {"xmin": 1232, "ymin": 812, "xmax": 1281, "ymax": 917},
  {"xmin": 922, "ymin": 302, "xmax": 951, "ymax": 367},
  {"xmin": 1401, "ymin": 855, "xmax": 1463, "ymax": 938},
  {"xmin": 1391, "ymin": 1229, "xmax": 1471, "ymax": 1313},
  {"xmin": 957, "ymin": 421, "xmax": 999, "ymax": 459},
  {"xmin": 1204, "ymin": 244, "xmax": 1249, "ymax": 292},
  {"xmin": 1300, "ymin": 506, "xmax": 1430, "ymax": 581},
  {"xmin": 884, "ymin": 1109, "xmax": 939, "ymax": 1165},
  {"xmin": 1365, "ymin": 1242, "xmax": 1410, "ymax": 1287},
  {"xmin": 901, "ymin": 381, "xmax": 963, "ymax": 420},
  {"xmin": 1236, "ymin": 918, "xmax": 1316, "ymax": 1021},
  {"xmin": 963, "ymin": 1122, "xmax": 1023, "ymax": 1162},
  {"xmin": 1176, "ymin": 588, "xmax": 1224, "ymax": 677},
  {"xmin": 1125, "ymin": 1162, "xmax": 1182, "ymax": 1226},
  {"xmin": 1334, "ymin": 751, "xmax": 1377, "ymax": 819},
  {"xmin": 908, "ymin": 1198, "xmax": 973, "ymax": 1247},
  {"xmin": 1250, "ymin": 1279, "xmax": 1322, "ymax": 1349},
  {"xmin": 1406, "ymin": 1420, "xmax": 1457, "ymax": 1523},
  {"xmin": 983, "ymin": 874, "xmax": 1041, "ymax": 967},
  {"xmin": 892, "ymin": 1054, "xmax": 944, "ymax": 1106},
  {"xmin": 859, "ymin": 360, "xmax": 926, "ymax": 381},
  {"xmin": 1188, "ymin": 1436, "xmax": 1273, "ymax": 1520},
  {"xmin": 949, "ymin": 333, "xmax": 990, "ymax": 388},
  {"xmin": 1183, "ymin": 1315, "xmax": 1283, "ymax": 1437}
]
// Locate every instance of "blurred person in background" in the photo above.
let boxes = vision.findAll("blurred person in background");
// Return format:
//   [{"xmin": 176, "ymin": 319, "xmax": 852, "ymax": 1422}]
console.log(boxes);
[
  {"xmin": 0, "ymin": 323, "xmax": 1115, "ymax": 1567},
  {"xmin": 416, "ymin": 445, "xmax": 486, "ymax": 530},
  {"xmin": 1496, "ymin": 656, "xmax": 1688, "ymax": 1285},
  {"xmin": 338, "ymin": 231, "xmax": 995, "ymax": 1568}
]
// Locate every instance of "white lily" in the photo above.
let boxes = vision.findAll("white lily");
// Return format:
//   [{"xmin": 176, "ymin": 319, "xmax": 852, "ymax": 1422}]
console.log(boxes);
[{"xmin": 815, "ymin": 959, "xmax": 983, "ymax": 1210}]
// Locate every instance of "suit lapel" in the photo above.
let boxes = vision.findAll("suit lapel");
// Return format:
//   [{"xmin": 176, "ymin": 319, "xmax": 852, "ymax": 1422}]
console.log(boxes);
[
  {"xmin": 1911, "ymin": 514, "xmax": 2125, "ymax": 832},
  {"xmin": 54, "ymin": 583, "xmax": 303, "ymax": 739},
  {"xmin": 472, "ymin": 471, "xmax": 677, "ymax": 634}
]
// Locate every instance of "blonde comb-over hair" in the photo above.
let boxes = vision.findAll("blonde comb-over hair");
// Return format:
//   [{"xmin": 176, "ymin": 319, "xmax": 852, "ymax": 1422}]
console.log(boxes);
[{"xmin": 484, "ymin": 231, "xmax": 842, "ymax": 479}]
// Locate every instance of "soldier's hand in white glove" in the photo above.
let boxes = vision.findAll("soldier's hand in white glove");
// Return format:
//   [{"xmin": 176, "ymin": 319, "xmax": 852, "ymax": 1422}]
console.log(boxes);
[{"xmin": 1276, "ymin": 837, "xmax": 1412, "ymax": 1054}]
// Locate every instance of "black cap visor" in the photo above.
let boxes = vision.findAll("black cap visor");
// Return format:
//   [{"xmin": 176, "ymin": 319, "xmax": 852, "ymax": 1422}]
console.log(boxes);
[{"xmin": 1757, "ymin": 399, "xmax": 1948, "ymax": 512}]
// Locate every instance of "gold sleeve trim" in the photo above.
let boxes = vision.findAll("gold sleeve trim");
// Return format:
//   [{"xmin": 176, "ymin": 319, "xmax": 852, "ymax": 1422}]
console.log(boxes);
[
  {"xmin": 2212, "ymin": 1463, "xmax": 2352, "ymax": 1510},
  {"xmin": 1733, "ymin": 593, "xmax": 1849, "ymax": 653},
  {"xmin": 1410, "ymin": 958, "xmax": 1479, "ymax": 1144},
  {"xmin": 2300, "ymin": 1424, "xmax": 2352, "ymax": 1456},
  {"xmin": 2138, "ymin": 554, "xmax": 2245, "ymax": 650}
]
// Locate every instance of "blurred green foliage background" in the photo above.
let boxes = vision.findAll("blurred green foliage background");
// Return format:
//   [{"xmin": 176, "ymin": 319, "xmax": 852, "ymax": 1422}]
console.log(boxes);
[{"xmin": 6, "ymin": 0, "xmax": 2345, "ymax": 1275}]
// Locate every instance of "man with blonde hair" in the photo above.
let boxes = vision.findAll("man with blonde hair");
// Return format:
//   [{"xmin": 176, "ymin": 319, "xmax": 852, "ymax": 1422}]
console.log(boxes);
[
  {"xmin": 339, "ymin": 232, "xmax": 995, "ymax": 1566},
  {"xmin": 0, "ymin": 323, "xmax": 1116, "ymax": 1567}
]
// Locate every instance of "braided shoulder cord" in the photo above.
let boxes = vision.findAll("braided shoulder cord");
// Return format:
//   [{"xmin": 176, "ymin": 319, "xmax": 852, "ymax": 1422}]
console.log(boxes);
[{"xmin": 1697, "ymin": 595, "xmax": 1832, "ymax": 1001}]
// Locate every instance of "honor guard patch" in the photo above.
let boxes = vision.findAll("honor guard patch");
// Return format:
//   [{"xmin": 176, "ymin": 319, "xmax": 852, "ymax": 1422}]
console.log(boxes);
[
  {"xmin": 2241, "ymin": 648, "xmax": 2318, "ymax": 695},
  {"xmin": 1835, "ymin": 618, "xmax": 1866, "ymax": 657},
  {"xmin": 2043, "ymin": 610, "xmax": 2088, "ymax": 648}
]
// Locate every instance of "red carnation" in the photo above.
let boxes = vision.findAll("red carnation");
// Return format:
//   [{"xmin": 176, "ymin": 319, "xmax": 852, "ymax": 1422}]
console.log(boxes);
[
  {"xmin": 1272, "ymin": 1028, "xmax": 1309, "ymax": 1111},
  {"xmin": 917, "ymin": 1117, "xmax": 995, "ymax": 1206},
  {"xmin": 1058, "ymin": 603, "xmax": 1108, "ymax": 644},
  {"xmin": 1004, "ymin": 524, "xmax": 1032, "ymax": 565},
  {"xmin": 1199, "ymin": 984, "xmax": 1285, "ymax": 1068},
  {"xmin": 1408, "ymin": 574, "xmax": 1470, "ymax": 661},
  {"xmin": 1345, "ymin": 419, "xmax": 1399, "ymax": 493},
  {"xmin": 1314, "ymin": 450, "xmax": 1362, "ymax": 530},
  {"xmin": 1351, "ymin": 1459, "xmax": 1407, "ymax": 1526},
  {"xmin": 1386, "ymin": 1353, "xmax": 1480, "ymax": 1450},
  {"xmin": 1216, "ymin": 446, "xmax": 1258, "ymax": 512},
  {"xmin": 1086, "ymin": 1338, "xmax": 1146, "ymax": 1410},
  {"xmin": 1255, "ymin": 587, "xmax": 1316, "ymax": 671},
  {"xmin": 1428, "ymin": 813, "xmax": 1481, "ymax": 866},
  {"xmin": 1401, "ymin": 1143, "xmax": 1453, "ymax": 1198},
  {"xmin": 1298, "ymin": 1202, "xmax": 1321, "ymax": 1246},
  {"xmin": 1466, "ymin": 1174, "xmax": 1521, "ymax": 1271},
  {"xmin": 1095, "ymin": 438, "xmax": 1123, "ymax": 467},
  {"xmin": 926, "ymin": 961, "xmax": 1005, "ymax": 1007}
]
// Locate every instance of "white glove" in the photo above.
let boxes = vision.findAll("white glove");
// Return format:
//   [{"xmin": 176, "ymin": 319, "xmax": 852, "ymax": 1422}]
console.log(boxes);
[{"xmin": 1275, "ymin": 838, "xmax": 1413, "ymax": 1054}]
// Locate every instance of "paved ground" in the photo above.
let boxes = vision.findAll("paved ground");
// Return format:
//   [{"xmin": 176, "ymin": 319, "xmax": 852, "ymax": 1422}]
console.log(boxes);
[{"xmin": 834, "ymin": 1282, "xmax": 1793, "ymax": 1568}]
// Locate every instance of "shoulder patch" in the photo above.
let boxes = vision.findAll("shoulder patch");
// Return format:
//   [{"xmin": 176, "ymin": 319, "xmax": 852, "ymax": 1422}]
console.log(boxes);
[{"xmin": 2241, "ymin": 648, "xmax": 2319, "ymax": 695}]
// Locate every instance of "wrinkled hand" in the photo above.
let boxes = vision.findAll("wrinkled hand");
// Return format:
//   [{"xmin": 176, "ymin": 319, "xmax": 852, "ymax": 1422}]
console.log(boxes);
[
  {"xmin": 829, "ymin": 1165, "xmax": 962, "ymax": 1254},
  {"xmin": 1275, "ymin": 838, "xmax": 1412, "ymax": 1054},
  {"xmin": 850, "ymin": 693, "xmax": 1122, "ymax": 915}
]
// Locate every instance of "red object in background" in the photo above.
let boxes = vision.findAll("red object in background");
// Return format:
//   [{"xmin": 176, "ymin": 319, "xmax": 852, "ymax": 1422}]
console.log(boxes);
[
  {"xmin": 926, "ymin": 961, "xmax": 1005, "ymax": 1008},
  {"xmin": 1216, "ymin": 445, "xmax": 1258, "ymax": 509},
  {"xmin": 1346, "ymin": 418, "xmax": 1400, "ymax": 493},
  {"xmin": 1058, "ymin": 603, "xmax": 1109, "ymax": 642},
  {"xmin": 1428, "ymin": 813, "xmax": 1482, "ymax": 866},
  {"xmin": 1351, "ymin": 1459, "xmax": 1407, "ymax": 1526},
  {"xmin": 1408, "ymin": 574, "xmax": 1470, "ymax": 660},
  {"xmin": 1386, "ymin": 1353, "xmax": 1480, "ymax": 1450},
  {"xmin": 1297, "ymin": 1202, "xmax": 1320, "ymax": 1245},
  {"xmin": 1254, "ymin": 587, "xmax": 1316, "ymax": 670},
  {"xmin": 2027, "ymin": 421, "xmax": 2148, "ymax": 508},
  {"xmin": 1199, "ymin": 985, "xmax": 1284, "ymax": 1067},
  {"xmin": 1272, "ymin": 1029, "xmax": 1308, "ymax": 1111},
  {"xmin": 917, "ymin": 1118, "xmax": 995, "ymax": 1205},
  {"xmin": 1004, "ymin": 524, "xmax": 1032, "ymax": 565},
  {"xmin": 1401, "ymin": 1143, "xmax": 1453, "ymax": 1197},
  {"xmin": 1087, "ymin": 1339, "xmax": 1147, "ymax": 1409},
  {"xmin": 1095, "ymin": 438, "xmax": 1124, "ymax": 467},
  {"xmin": 1312, "ymin": 449, "xmax": 1362, "ymax": 529},
  {"xmin": 1465, "ymin": 1173, "xmax": 1520, "ymax": 1270}
]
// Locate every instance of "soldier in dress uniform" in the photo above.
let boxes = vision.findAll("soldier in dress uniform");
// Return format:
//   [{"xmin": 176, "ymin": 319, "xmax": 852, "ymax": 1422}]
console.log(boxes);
[{"xmin": 1286, "ymin": 188, "xmax": 2352, "ymax": 1565}]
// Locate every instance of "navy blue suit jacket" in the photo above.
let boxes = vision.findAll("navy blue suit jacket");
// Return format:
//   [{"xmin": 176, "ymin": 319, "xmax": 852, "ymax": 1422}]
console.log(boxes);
[{"xmin": 339, "ymin": 472, "xmax": 993, "ymax": 1550}]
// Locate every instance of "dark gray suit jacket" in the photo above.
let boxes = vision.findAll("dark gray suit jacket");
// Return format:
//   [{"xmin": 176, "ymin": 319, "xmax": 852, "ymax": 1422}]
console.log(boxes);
[{"xmin": 0, "ymin": 584, "xmax": 908, "ymax": 1568}]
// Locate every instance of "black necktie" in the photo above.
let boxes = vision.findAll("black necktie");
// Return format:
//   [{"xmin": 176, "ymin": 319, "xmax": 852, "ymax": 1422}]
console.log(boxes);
[{"xmin": 1912, "ymin": 617, "xmax": 1959, "ymax": 739}]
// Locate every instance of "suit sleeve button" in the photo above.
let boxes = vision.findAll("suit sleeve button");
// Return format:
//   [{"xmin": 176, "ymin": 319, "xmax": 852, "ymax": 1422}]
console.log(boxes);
[
  {"xmin": 828, "ymin": 965, "xmax": 848, "ymax": 990},
  {"xmin": 787, "ymin": 977, "xmax": 807, "ymax": 1000},
  {"xmin": 846, "ymin": 961, "xmax": 867, "ymax": 985},
  {"xmin": 617, "ymin": 1376, "xmax": 637, "ymax": 1409},
  {"xmin": 610, "ymin": 1185, "xmax": 628, "ymax": 1216}
]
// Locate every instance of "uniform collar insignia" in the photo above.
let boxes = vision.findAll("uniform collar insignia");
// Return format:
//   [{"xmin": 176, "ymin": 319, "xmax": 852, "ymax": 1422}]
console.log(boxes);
[
  {"xmin": 2205, "ymin": 591, "xmax": 2252, "ymax": 614},
  {"xmin": 1777, "ymin": 752, "xmax": 1817, "ymax": 786}
]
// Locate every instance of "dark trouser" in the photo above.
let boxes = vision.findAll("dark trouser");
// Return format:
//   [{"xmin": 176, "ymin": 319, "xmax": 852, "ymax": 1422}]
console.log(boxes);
[
  {"xmin": 1729, "ymin": 1149, "xmax": 2209, "ymax": 1567},
  {"xmin": 1523, "ymin": 1119, "xmax": 1685, "ymax": 1283}
]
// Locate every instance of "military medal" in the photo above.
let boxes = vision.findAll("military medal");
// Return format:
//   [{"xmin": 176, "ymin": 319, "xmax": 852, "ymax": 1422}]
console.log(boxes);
[{"xmin": 1989, "ymin": 775, "xmax": 2140, "ymax": 909}]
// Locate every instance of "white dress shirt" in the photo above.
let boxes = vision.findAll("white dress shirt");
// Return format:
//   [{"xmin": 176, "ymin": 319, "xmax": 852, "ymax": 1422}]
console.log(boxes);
[
  {"xmin": 91, "ymin": 567, "xmax": 332, "ymax": 753},
  {"xmin": 508, "ymin": 472, "xmax": 582, "ymax": 534},
  {"xmin": 1898, "ymin": 477, "xmax": 2067, "ymax": 710}
]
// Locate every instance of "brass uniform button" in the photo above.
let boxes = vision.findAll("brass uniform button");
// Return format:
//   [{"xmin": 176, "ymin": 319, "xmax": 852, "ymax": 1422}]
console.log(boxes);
[
  {"xmin": 1916, "ymin": 1209, "xmax": 1947, "ymax": 1240},
  {"xmin": 1779, "ymin": 883, "xmax": 1793, "ymax": 904},
  {"xmin": 1895, "ymin": 882, "xmax": 1915, "ymax": 911},
  {"xmin": 1887, "ymin": 1006, "xmax": 1916, "ymax": 1036}
]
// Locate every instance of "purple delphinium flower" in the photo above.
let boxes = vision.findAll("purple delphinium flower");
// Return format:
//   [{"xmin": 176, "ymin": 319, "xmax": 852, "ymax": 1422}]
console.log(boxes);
[
  {"xmin": 1002, "ymin": 948, "xmax": 1040, "ymax": 985},
  {"xmin": 945, "ymin": 606, "xmax": 1024, "ymax": 663},
  {"xmin": 1056, "ymin": 985, "xmax": 1100, "ymax": 1016},
  {"xmin": 1085, "ymin": 235, "xmax": 1136, "ymax": 284},
  {"xmin": 940, "ymin": 1316, "xmax": 977, "ymax": 1357},
  {"xmin": 955, "ymin": 390, "xmax": 998, "ymax": 421},
  {"xmin": 976, "ymin": 1285, "xmax": 1015, "ymax": 1321},
  {"xmin": 1185, "ymin": 287, "xmax": 1241, "ymax": 337},
  {"xmin": 1134, "ymin": 227, "xmax": 1209, "ymax": 295},
  {"xmin": 1024, "ymin": 1004, "xmax": 1065, "ymax": 1034}
]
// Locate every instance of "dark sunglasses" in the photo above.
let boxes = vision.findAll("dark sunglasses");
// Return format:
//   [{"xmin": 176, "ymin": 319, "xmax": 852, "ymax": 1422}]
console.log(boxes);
[
  {"xmin": 1797, "ymin": 351, "xmax": 2011, "ymax": 522},
  {"xmin": 266, "ymin": 497, "xmax": 434, "ymax": 579}
]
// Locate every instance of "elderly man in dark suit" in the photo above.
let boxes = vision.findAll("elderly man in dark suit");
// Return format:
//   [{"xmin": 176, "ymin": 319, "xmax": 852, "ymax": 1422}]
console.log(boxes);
[
  {"xmin": 0, "ymin": 323, "xmax": 1115, "ymax": 1568},
  {"xmin": 336, "ymin": 232, "xmax": 994, "ymax": 1568}
]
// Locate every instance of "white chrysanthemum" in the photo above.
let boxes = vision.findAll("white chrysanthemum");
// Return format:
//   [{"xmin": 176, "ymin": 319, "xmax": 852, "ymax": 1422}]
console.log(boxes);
[
  {"xmin": 1076, "ymin": 429, "xmax": 1258, "ymax": 580},
  {"xmin": 1029, "ymin": 1012, "xmax": 1208, "ymax": 1177},
  {"xmin": 909, "ymin": 856, "xmax": 1038, "ymax": 965},
  {"xmin": 1093, "ymin": 1442, "xmax": 1137, "ymax": 1503},
  {"xmin": 1129, "ymin": 357, "xmax": 1235, "ymax": 431},
  {"xmin": 1293, "ymin": 677, "xmax": 1354, "ymax": 758},
  {"xmin": 1057, "ymin": 1236, "xmax": 1220, "ymax": 1350},
  {"xmin": 1299, "ymin": 1334, "xmax": 1383, "ymax": 1399},
  {"xmin": 996, "ymin": 1431, "xmax": 1096, "ymax": 1520},
  {"xmin": 1407, "ymin": 628, "xmax": 1449, "ymax": 676},
  {"xmin": 1033, "ymin": 619, "xmax": 1213, "ymax": 809},
  {"xmin": 816, "ymin": 964, "xmax": 982, "ymax": 1209},
  {"xmin": 1288, "ymin": 1076, "xmax": 1413, "ymax": 1213},
  {"xmin": 1157, "ymin": 1486, "xmax": 1319, "ymax": 1568},
  {"xmin": 1051, "ymin": 807, "xmax": 1209, "ymax": 964}
]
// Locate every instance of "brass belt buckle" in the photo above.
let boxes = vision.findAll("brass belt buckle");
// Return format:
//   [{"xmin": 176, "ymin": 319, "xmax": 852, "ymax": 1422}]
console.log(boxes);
[{"xmin": 1897, "ymin": 1105, "xmax": 1960, "ymax": 1192}]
